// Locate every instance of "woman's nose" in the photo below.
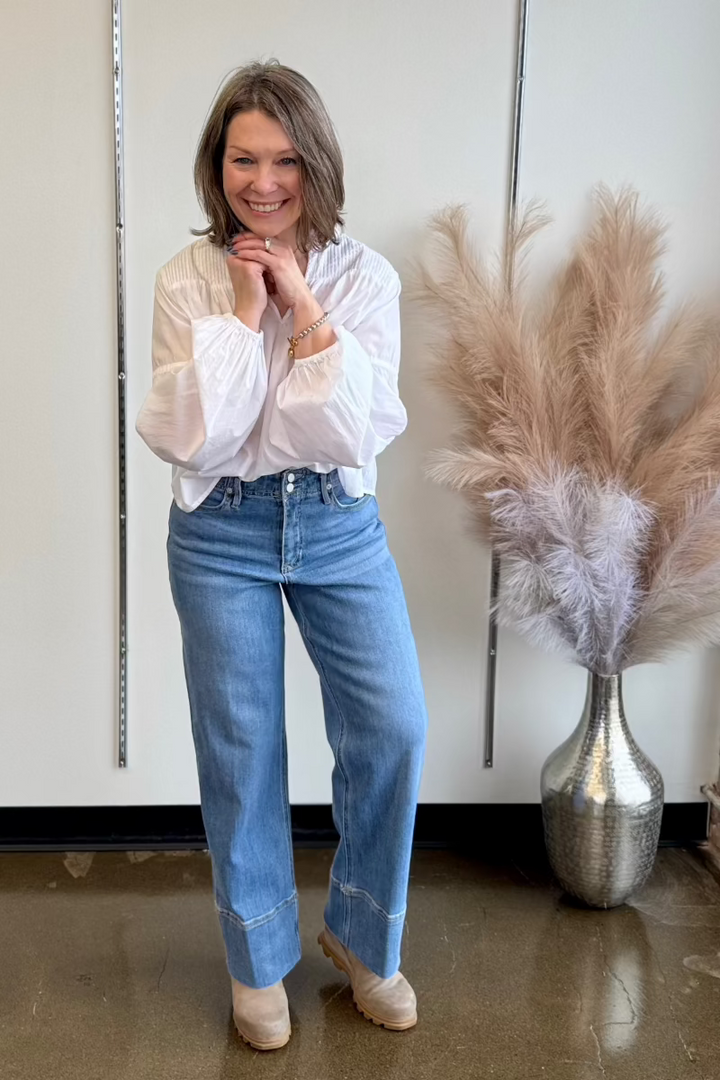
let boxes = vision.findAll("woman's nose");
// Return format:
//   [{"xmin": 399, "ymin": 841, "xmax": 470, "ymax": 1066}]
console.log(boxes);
[{"xmin": 250, "ymin": 167, "xmax": 278, "ymax": 195}]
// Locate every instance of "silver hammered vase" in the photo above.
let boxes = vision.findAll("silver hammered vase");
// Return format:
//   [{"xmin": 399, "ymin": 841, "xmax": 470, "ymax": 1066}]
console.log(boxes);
[{"xmin": 540, "ymin": 671, "xmax": 664, "ymax": 908}]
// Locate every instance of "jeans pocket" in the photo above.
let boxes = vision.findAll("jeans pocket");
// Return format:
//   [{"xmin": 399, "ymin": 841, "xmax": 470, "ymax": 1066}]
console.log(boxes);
[
  {"xmin": 197, "ymin": 478, "xmax": 229, "ymax": 512},
  {"xmin": 327, "ymin": 472, "xmax": 373, "ymax": 511}
]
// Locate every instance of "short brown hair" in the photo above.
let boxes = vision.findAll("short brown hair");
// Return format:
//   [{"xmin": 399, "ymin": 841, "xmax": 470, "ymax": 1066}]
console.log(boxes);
[{"xmin": 192, "ymin": 60, "xmax": 345, "ymax": 254}]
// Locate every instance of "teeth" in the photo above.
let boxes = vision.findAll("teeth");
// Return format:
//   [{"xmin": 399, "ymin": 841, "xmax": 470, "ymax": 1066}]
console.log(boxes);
[{"xmin": 249, "ymin": 201, "xmax": 284, "ymax": 212}]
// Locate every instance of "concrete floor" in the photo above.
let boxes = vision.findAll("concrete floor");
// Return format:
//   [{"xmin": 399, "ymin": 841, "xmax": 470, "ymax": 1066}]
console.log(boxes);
[{"xmin": 2, "ymin": 846, "xmax": 720, "ymax": 1080}]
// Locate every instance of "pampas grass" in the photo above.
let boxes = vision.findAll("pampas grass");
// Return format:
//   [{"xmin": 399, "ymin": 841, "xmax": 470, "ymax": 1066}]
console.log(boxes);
[{"xmin": 407, "ymin": 184, "xmax": 720, "ymax": 674}]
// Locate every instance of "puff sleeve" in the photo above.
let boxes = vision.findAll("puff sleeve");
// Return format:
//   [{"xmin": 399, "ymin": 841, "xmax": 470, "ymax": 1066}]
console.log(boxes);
[
  {"xmin": 135, "ymin": 273, "xmax": 268, "ymax": 474},
  {"xmin": 267, "ymin": 267, "xmax": 407, "ymax": 468}
]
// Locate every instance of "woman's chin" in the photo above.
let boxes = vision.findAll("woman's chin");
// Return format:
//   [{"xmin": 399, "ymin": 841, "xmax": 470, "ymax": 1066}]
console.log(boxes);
[{"xmin": 236, "ymin": 218, "xmax": 282, "ymax": 237}]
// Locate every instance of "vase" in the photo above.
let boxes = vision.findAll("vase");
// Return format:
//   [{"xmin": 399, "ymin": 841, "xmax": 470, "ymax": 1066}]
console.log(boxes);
[{"xmin": 540, "ymin": 671, "xmax": 664, "ymax": 908}]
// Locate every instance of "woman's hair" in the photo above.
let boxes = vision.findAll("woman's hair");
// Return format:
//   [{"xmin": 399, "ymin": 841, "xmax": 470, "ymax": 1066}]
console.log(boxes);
[{"xmin": 192, "ymin": 60, "xmax": 345, "ymax": 254}]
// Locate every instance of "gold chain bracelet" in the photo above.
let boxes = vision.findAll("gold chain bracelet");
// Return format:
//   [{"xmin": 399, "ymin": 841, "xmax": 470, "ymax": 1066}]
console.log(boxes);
[{"xmin": 287, "ymin": 311, "xmax": 330, "ymax": 360}]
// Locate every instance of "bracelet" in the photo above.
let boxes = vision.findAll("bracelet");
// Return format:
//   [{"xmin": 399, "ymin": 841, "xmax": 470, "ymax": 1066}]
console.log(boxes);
[{"xmin": 287, "ymin": 311, "xmax": 330, "ymax": 360}]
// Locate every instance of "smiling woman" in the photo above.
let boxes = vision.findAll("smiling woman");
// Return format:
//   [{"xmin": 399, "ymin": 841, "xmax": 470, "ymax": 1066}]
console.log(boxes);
[
  {"xmin": 219, "ymin": 111, "xmax": 328, "ymax": 325},
  {"xmin": 223, "ymin": 114, "xmax": 302, "ymax": 232},
  {"xmin": 134, "ymin": 58, "xmax": 428, "ymax": 1053},
  {"xmin": 192, "ymin": 61, "xmax": 345, "ymax": 254}
]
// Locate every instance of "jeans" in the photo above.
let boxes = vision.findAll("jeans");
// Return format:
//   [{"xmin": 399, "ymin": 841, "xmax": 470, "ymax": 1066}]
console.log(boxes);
[{"xmin": 166, "ymin": 467, "xmax": 429, "ymax": 989}]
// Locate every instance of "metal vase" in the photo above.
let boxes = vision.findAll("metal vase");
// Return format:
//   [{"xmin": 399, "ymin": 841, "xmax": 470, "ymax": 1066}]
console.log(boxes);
[{"xmin": 541, "ymin": 671, "xmax": 664, "ymax": 908}]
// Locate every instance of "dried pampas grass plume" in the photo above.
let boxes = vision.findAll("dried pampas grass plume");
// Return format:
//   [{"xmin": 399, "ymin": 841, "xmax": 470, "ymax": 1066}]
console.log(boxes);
[{"xmin": 407, "ymin": 184, "xmax": 720, "ymax": 674}]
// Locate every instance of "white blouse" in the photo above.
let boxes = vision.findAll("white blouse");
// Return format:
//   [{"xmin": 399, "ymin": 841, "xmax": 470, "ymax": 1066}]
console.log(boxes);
[{"xmin": 135, "ymin": 229, "xmax": 408, "ymax": 513}]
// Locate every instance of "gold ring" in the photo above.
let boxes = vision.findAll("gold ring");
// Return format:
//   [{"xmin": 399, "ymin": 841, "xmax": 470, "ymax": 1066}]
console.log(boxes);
[{"xmin": 265, "ymin": 237, "xmax": 272, "ymax": 252}]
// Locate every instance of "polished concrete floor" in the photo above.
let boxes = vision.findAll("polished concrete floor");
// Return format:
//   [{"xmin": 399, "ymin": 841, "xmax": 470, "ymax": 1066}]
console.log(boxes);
[{"xmin": 2, "ymin": 845, "xmax": 720, "ymax": 1080}]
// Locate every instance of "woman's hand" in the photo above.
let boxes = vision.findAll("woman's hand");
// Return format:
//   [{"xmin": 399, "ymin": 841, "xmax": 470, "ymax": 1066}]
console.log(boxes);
[
  {"xmin": 226, "ymin": 239, "xmax": 268, "ymax": 331},
  {"xmin": 229, "ymin": 233, "xmax": 314, "ymax": 312}
]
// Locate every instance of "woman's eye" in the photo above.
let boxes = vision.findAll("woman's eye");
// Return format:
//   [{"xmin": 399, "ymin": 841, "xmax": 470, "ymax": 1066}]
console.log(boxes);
[{"xmin": 232, "ymin": 156, "xmax": 297, "ymax": 166}]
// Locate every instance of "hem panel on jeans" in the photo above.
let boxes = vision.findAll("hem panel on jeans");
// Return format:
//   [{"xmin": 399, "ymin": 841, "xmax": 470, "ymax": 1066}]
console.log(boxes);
[
  {"xmin": 325, "ymin": 876, "xmax": 406, "ymax": 979},
  {"xmin": 216, "ymin": 889, "xmax": 298, "ymax": 931},
  {"xmin": 219, "ymin": 892, "xmax": 302, "ymax": 988},
  {"xmin": 330, "ymin": 875, "xmax": 406, "ymax": 923}
]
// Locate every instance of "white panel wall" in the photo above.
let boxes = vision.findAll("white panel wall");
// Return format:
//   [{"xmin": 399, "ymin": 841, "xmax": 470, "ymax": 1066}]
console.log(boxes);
[
  {"xmin": 1, "ymin": 0, "xmax": 718, "ymax": 807},
  {"xmin": 0, "ymin": 1, "xmax": 119, "ymax": 803}
]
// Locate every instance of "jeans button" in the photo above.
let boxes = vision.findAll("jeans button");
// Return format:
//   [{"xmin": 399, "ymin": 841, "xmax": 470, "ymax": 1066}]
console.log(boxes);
[
  {"xmin": 287, "ymin": 472, "xmax": 295, "ymax": 482},
  {"xmin": 286, "ymin": 483, "xmax": 295, "ymax": 493}
]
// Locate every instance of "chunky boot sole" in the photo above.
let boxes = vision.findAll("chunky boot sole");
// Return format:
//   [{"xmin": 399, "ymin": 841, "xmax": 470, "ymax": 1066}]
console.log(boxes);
[
  {"xmin": 317, "ymin": 932, "xmax": 417, "ymax": 1031},
  {"xmin": 232, "ymin": 1006, "xmax": 291, "ymax": 1049},
  {"xmin": 233, "ymin": 1014, "xmax": 291, "ymax": 1051}
]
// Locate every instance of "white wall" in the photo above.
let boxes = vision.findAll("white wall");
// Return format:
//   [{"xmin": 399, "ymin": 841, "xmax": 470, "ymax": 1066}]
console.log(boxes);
[
  {"xmin": 1, "ymin": 0, "xmax": 718, "ymax": 807},
  {"xmin": 0, "ymin": 1, "xmax": 119, "ymax": 803}
]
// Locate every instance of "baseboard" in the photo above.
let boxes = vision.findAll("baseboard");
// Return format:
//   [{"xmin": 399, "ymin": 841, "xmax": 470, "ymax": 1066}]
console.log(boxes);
[{"xmin": 0, "ymin": 802, "xmax": 709, "ymax": 851}]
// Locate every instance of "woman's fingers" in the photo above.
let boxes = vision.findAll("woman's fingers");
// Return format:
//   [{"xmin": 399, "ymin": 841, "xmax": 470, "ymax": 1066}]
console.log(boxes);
[
  {"xmin": 226, "ymin": 241, "xmax": 267, "ymax": 259},
  {"xmin": 228, "ymin": 234, "xmax": 269, "ymax": 249},
  {"xmin": 232, "ymin": 248, "xmax": 273, "ymax": 265},
  {"xmin": 229, "ymin": 235, "xmax": 291, "ymax": 255},
  {"xmin": 227, "ymin": 240, "xmax": 281, "ymax": 262},
  {"xmin": 226, "ymin": 234, "xmax": 260, "ymax": 254}
]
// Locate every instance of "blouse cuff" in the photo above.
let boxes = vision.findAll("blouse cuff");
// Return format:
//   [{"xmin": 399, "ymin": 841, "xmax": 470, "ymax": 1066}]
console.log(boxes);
[{"xmin": 290, "ymin": 336, "xmax": 343, "ymax": 367}]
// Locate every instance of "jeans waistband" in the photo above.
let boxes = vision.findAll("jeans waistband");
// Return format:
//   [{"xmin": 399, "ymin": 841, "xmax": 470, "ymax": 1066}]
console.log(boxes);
[{"xmin": 218, "ymin": 468, "xmax": 336, "ymax": 501}]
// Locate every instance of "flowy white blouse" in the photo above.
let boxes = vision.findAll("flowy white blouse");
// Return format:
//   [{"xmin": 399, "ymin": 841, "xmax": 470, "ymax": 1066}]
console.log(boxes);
[{"xmin": 135, "ymin": 229, "xmax": 408, "ymax": 513}]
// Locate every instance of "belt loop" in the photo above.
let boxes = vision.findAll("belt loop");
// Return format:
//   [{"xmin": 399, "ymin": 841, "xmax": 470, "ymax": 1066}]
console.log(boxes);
[
  {"xmin": 231, "ymin": 476, "xmax": 242, "ymax": 508},
  {"xmin": 320, "ymin": 471, "xmax": 332, "ymax": 505}
]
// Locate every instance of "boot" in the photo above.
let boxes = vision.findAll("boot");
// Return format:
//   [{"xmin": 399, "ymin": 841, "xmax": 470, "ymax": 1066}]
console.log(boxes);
[
  {"xmin": 318, "ymin": 925, "xmax": 417, "ymax": 1030},
  {"xmin": 231, "ymin": 976, "xmax": 291, "ymax": 1050}
]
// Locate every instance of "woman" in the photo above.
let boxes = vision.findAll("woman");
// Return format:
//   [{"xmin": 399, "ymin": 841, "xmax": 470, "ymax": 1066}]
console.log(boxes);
[{"xmin": 135, "ymin": 60, "xmax": 429, "ymax": 1052}]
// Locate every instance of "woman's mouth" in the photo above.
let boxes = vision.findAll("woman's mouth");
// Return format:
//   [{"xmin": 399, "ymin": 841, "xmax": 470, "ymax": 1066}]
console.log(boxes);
[{"xmin": 243, "ymin": 198, "xmax": 290, "ymax": 216}]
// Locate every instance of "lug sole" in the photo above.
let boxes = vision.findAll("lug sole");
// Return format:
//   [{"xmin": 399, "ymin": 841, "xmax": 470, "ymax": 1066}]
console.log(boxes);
[
  {"xmin": 233, "ymin": 1015, "xmax": 291, "ymax": 1051},
  {"xmin": 318, "ymin": 933, "xmax": 418, "ymax": 1031}
]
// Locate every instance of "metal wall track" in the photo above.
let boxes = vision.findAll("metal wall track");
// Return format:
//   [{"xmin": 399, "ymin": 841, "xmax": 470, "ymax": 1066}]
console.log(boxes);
[
  {"xmin": 112, "ymin": 0, "xmax": 128, "ymax": 768},
  {"xmin": 484, "ymin": 0, "xmax": 530, "ymax": 768}
]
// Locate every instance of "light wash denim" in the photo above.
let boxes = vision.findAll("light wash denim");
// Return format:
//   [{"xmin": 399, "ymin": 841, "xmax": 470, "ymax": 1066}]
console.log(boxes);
[{"xmin": 166, "ymin": 467, "xmax": 429, "ymax": 988}]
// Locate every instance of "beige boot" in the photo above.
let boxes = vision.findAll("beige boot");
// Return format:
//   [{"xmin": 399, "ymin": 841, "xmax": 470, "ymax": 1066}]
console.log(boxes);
[
  {"xmin": 231, "ymin": 977, "xmax": 291, "ymax": 1050},
  {"xmin": 318, "ymin": 925, "xmax": 417, "ymax": 1030}
]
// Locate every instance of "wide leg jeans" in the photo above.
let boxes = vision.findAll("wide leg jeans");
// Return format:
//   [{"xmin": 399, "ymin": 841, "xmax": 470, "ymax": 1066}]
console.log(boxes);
[{"xmin": 167, "ymin": 468, "xmax": 429, "ymax": 988}]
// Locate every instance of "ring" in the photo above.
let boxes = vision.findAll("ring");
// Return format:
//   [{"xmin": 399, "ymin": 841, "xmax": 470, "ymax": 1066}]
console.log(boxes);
[{"xmin": 265, "ymin": 237, "xmax": 272, "ymax": 252}]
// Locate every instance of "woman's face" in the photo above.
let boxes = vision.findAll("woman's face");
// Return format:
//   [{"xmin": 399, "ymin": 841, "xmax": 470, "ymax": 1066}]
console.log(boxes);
[{"xmin": 222, "ymin": 110, "xmax": 303, "ymax": 243}]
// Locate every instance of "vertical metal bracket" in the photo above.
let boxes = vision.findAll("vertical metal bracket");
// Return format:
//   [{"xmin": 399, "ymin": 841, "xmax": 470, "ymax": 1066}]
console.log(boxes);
[
  {"xmin": 112, "ymin": 0, "xmax": 128, "ymax": 768},
  {"xmin": 484, "ymin": 0, "xmax": 530, "ymax": 768}
]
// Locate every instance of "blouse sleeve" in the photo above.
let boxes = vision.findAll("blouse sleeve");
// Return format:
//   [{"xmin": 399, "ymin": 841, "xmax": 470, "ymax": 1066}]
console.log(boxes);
[
  {"xmin": 267, "ymin": 267, "xmax": 408, "ymax": 468},
  {"xmin": 135, "ymin": 273, "xmax": 268, "ymax": 473}
]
